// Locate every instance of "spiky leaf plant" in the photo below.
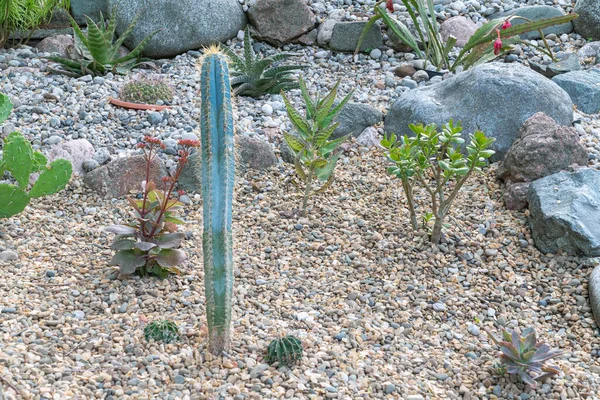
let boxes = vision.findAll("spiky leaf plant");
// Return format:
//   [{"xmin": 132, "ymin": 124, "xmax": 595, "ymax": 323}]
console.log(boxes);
[
  {"xmin": 120, "ymin": 75, "xmax": 174, "ymax": 105},
  {"xmin": 221, "ymin": 26, "xmax": 306, "ymax": 98},
  {"xmin": 266, "ymin": 335, "xmax": 303, "ymax": 367},
  {"xmin": 486, "ymin": 327, "xmax": 563, "ymax": 387},
  {"xmin": 0, "ymin": 0, "xmax": 69, "ymax": 48},
  {"xmin": 144, "ymin": 320, "xmax": 179, "ymax": 343},
  {"xmin": 197, "ymin": 47, "xmax": 235, "ymax": 356},
  {"xmin": 282, "ymin": 77, "xmax": 353, "ymax": 217},
  {"xmin": 0, "ymin": 94, "xmax": 72, "ymax": 219},
  {"xmin": 48, "ymin": 8, "xmax": 160, "ymax": 76}
]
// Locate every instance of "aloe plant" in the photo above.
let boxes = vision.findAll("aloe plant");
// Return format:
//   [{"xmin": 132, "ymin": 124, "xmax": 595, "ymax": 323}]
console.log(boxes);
[
  {"xmin": 198, "ymin": 47, "xmax": 235, "ymax": 355},
  {"xmin": 48, "ymin": 9, "xmax": 160, "ymax": 76},
  {"xmin": 0, "ymin": 94, "xmax": 72, "ymax": 218}
]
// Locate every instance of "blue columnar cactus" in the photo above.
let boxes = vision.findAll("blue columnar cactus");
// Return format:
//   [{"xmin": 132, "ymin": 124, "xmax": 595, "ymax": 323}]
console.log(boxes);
[{"xmin": 198, "ymin": 47, "xmax": 235, "ymax": 355}]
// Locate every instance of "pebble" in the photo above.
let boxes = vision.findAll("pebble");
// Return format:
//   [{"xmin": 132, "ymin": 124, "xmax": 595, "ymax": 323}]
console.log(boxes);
[
  {"xmin": 467, "ymin": 324, "xmax": 480, "ymax": 336},
  {"xmin": 0, "ymin": 250, "xmax": 18, "ymax": 262},
  {"xmin": 433, "ymin": 303, "xmax": 446, "ymax": 312}
]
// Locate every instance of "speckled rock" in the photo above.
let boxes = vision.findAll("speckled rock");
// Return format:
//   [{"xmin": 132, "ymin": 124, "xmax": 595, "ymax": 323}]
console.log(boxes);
[
  {"xmin": 47, "ymin": 139, "xmax": 96, "ymax": 177},
  {"xmin": 247, "ymin": 0, "xmax": 316, "ymax": 46},
  {"xmin": 440, "ymin": 16, "xmax": 478, "ymax": 47},
  {"xmin": 552, "ymin": 68, "xmax": 600, "ymax": 115},
  {"xmin": 237, "ymin": 135, "xmax": 277, "ymax": 170},
  {"xmin": 589, "ymin": 265, "xmax": 600, "ymax": 328},
  {"xmin": 573, "ymin": 0, "xmax": 600, "ymax": 41}
]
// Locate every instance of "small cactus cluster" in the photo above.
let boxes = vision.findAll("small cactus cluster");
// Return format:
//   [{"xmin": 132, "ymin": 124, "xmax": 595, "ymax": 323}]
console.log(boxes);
[
  {"xmin": 119, "ymin": 76, "xmax": 174, "ymax": 105},
  {"xmin": 143, "ymin": 320, "xmax": 180, "ymax": 343},
  {"xmin": 0, "ymin": 94, "xmax": 72, "ymax": 219},
  {"xmin": 265, "ymin": 335, "xmax": 303, "ymax": 367}
]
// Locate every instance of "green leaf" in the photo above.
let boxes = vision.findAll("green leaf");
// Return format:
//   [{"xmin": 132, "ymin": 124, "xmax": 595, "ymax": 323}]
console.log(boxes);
[
  {"xmin": 0, "ymin": 93, "xmax": 13, "ymax": 124},
  {"xmin": 156, "ymin": 232, "xmax": 185, "ymax": 249},
  {"xmin": 110, "ymin": 250, "xmax": 146, "ymax": 275},
  {"xmin": 32, "ymin": 151, "xmax": 48, "ymax": 173},
  {"xmin": 315, "ymin": 153, "xmax": 340, "ymax": 181},
  {"xmin": 3, "ymin": 131, "xmax": 34, "ymax": 189},
  {"xmin": 29, "ymin": 159, "xmax": 72, "ymax": 198},
  {"xmin": 111, "ymin": 239, "xmax": 136, "ymax": 250},
  {"xmin": 0, "ymin": 184, "xmax": 29, "ymax": 219},
  {"xmin": 84, "ymin": 16, "xmax": 110, "ymax": 64},
  {"xmin": 156, "ymin": 248, "xmax": 186, "ymax": 268},
  {"xmin": 135, "ymin": 241, "xmax": 157, "ymax": 251},
  {"xmin": 283, "ymin": 132, "xmax": 306, "ymax": 152},
  {"xmin": 282, "ymin": 92, "xmax": 311, "ymax": 138}
]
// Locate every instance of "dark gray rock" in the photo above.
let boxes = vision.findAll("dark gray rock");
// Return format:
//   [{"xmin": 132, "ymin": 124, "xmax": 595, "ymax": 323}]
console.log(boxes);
[
  {"xmin": 237, "ymin": 135, "xmax": 277, "ymax": 170},
  {"xmin": 577, "ymin": 41, "xmax": 600, "ymax": 65},
  {"xmin": 280, "ymin": 142, "xmax": 294, "ymax": 164},
  {"xmin": 498, "ymin": 112, "xmax": 588, "ymax": 183},
  {"xmin": 178, "ymin": 153, "xmax": 201, "ymax": 192},
  {"xmin": 530, "ymin": 53, "xmax": 581, "ymax": 78},
  {"xmin": 528, "ymin": 168, "xmax": 600, "ymax": 256},
  {"xmin": 329, "ymin": 21, "xmax": 383, "ymax": 53},
  {"xmin": 574, "ymin": 0, "xmax": 600, "ymax": 41},
  {"xmin": 108, "ymin": 0, "xmax": 247, "ymax": 58},
  {"xmin": 504, "ymin": 182, "xmax": 530, "ymax": 211},
  {"xmin": 334, "ymin": 102, "xmax": 382, "ymax": 140},
  {"xmin": 84, "ymin": 155, "xmax": 167, "ymax": 198},
  {"xmin": 490, "ymin": 5, "xmax": 573, "ymax": 40},
  {"xmin": 247, "ymin": 0, "xmax": 316, "ymax": 46},
  {"xmin": 552, "ymin": 68, "xmax": 600, "ymax": 115},
  {"xmin": 589, "ymin": 265, "xmax": 600, "ymax": 328},
  {"xmin": 71, "ymin": 0, "xmax": 109, "ymax": 24},
  {"xmin": 384, "ymin": 63, "xmax": 573, "ymax": 161}
]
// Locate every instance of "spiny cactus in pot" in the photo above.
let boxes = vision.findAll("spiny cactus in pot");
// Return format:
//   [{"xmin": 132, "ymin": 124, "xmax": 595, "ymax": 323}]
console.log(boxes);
[
  {"xmin": 119, "ymin": 75, "xmax": 174, "ymax": 105},
  {"xmin": 197, "ymin": 46, "xmax": 235, "ymax": 355},
  {"xmin": 0, "ymin": 93, "xmax": 72, "ymax": 219}
]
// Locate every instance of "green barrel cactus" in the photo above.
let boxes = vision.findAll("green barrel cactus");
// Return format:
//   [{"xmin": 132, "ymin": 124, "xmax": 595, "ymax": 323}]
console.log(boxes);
[
  {"xmin": 266, "ymin": 335, "xmax": 303, "ymax": 367},
  {"xmin": 198, "ymin": 47, "xmax": 235, "ymax": 355},
  {"xmin": 0, "ymin": 94, "xmax": 72, "ymax": 218}
]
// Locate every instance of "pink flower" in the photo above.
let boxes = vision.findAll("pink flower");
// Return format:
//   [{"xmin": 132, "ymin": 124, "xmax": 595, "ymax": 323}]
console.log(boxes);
[
  {"xmin": 493, "ymin": 29, "xmax": 502, "ymax": 56},
  {"xmin": 386, "ymin": 0, "xmax": 394, "ymax": 12},
  {"xmin": 501, "ymin": 20, "xmax": 512, "ymax": 30}
]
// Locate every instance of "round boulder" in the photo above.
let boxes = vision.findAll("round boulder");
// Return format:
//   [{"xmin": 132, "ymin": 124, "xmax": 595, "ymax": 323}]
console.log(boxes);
[
  {"xmin": 108, "ymin": 0, "xmax": 247, "ymax": 58},
  {"xmin": 574, "ymin": 0, "xmax": 600, "ymax": 41}
]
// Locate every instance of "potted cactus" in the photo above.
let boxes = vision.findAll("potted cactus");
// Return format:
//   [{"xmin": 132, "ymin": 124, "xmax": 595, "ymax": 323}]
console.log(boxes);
[{"xmin": 109, "ymin": 75, "xmax": 174, "ymax": 111}]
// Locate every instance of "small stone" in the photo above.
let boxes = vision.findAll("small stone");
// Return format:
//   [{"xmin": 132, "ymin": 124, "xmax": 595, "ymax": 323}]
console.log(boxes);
[
  {"xmin": 369, "ymin": 48, "xmax": 382, "ymax": 59},
  {"xmin": 384, "ymin": 383, "xmax": 396, "ymax": 394},
  {"xmin": 432, "ymin": 303, "xmax": 446, "ymax": 312},
  {"xmin": 465, "ymin": 352, "xmax": 477, "ymax": 359},
  {"xmin": 118, "ymin": 303, "xmax": 128, "ymax": 313},
  {"xmin": 174, "ymin": 375, "xmax": 185, "ymax": 384},
  {"xmin": 467, "ymin": 324, "xmax": 480, "ymax": 336},
  {"xmin": 74, "ymin": 310, "xmax": 85, "ymax": 320},
  {"xmin": 148, "ymin": 112, "xmax": 163, "ymax": 125},
  {"xmin": 46, "ymin": 270, "xmax": 56, "ymax": 277},
  {"xmin": 0, "ymin": 250, "xmax": 18, "ymax": 262},
  {"xmin": 261, "ymin": 104, "xmax": 273, "ymax": 116},
  {"xmin": 1, "ymin": 307, "xmax": 17, "ymax": 313},
  {"xmin": 334, "ymin": 332, "xmax": 347, "ymax": 341}
]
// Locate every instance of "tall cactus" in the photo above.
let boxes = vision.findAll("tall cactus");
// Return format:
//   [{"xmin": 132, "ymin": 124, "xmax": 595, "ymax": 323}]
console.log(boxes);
[{"xmin": 198, "ymin": 47, "xmax": 235, "ymax": 355}]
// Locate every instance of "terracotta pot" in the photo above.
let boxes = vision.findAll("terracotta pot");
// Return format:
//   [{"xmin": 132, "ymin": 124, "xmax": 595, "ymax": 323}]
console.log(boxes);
[{"xmin": 108, "ymin": 97, "xmax": 171, "ymax": 111}]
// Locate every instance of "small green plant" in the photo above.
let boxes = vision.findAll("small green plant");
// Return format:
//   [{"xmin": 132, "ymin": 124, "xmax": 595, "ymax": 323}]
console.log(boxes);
[
  {"xmin": 282, "ymin": 78, "xmax": 353, "ymax": 217},
  {"xmin": 120, "ymin": 75, "xmax": 174, "ymax": 105},
  {"xmin": 105, "ymin": 136, "xmax": 199, "ymax": 278},
  {"xmin": 144, "ymin": 319, "xmax": 180, "ymax": 343},
  {"xmin": 357, "ymin": 0, "xmax": 577, "ymax": 71},
  {"xmin": 221, "ymin": 26, "xmax": 306, "ymax": 97},
  {"xmin": 486, "ymin": 327, "xmax": 563, "ymax": 387},
  {"xmin": 266, "ymin": 335, "xmax": 303, "ymax": 367},
  {"xmin": 381, "ymin": 121, "xmax": 494, "ymax": 244},
  {"xmin": 0, "ymin": 94, "xmax": 72, "ymax": 218},
  {"xmin": 492, "ymin": 360, "xmax": 507, "ymax": 376},
  {"xmin": 0, "ymin": 0, "xmax": 70, "ymax": 47},
  {"xmin": 48, "ymin": 9, "xmax": 160, "ymax": 76}
]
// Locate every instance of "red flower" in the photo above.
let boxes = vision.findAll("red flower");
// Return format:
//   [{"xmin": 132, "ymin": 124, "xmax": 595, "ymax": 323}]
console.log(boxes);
[
  {"xmin": 143, "ymin": 136, "xmax": 166, "ymax": 149},
  {"xmin": 501, "ymin": 20, "xmax": 512, "ymax": 30},
  {"xmin": 386, "ymin": 0, "xmax": 394, "ymax": 12},
  {"xmin": 178, "ymin": 139, "xmax": 201, "ymax": 148},
  {"xmin": 493, "ymin": 29, "xmax": 502, "ymax": 56}
]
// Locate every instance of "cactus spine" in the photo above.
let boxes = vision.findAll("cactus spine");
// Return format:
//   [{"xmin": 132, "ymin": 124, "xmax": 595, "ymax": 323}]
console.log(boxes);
[{"xmin": 198, "ymin": 47, "xmax": 235, "ymax": 355}]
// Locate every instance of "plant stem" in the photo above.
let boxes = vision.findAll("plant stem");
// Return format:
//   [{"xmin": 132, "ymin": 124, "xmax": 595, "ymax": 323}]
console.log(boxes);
[
  {"xmin": 402, "ymin": 178, "xmax": 418, "ymax": 230},
  {"xmin": 301, "ymin": 171, "xmax": 313, "ymax": 218},
  {"xmin": 431, "ymin": 213, "xmax": 444, "ymax": 244}
]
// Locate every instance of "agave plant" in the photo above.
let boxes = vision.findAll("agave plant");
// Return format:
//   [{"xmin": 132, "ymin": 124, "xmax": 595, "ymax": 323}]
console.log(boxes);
[
  {"xmin": 221, "ymin": 26, "xmax": 306, "ymax": 97},
  {"xmin": 486, "ymin": 327, "xmax": 563, "ymax": 387},
  {"xmin": 48, "ymin": 9, "xmax": 160, "ymax": 76}
]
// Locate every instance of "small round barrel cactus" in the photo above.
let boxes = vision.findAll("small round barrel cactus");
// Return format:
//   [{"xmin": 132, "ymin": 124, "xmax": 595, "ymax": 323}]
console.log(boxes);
[
  {"xmin": 119, "ymin": 76, "xmax": 174, "ymax": 105},
  {"xmin": 266, "ymin": 335, "xmax": 303, "ymax": 367}
]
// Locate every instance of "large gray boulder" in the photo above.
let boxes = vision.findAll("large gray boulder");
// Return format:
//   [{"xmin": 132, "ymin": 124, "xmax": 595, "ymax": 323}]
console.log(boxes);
[
  {"xmin": 108, "ymin": 0, "xmax": 247, "ymax": 58},
  {"xmin": 333, "ymin": 103, "xmax": 383, "ymax": 140},
  {"xmin": 552, "ymin": 68, "xmax": 600, "ymax": 115},
  {"xmin": 247, "ymin": 0, "xmax": 316, "ymax": 46},
  {"xmin": 384, "ymin": 63, "xmax": 574, "ymax": 161},
  {"xmin": 528, "ymin": 169, "xmax": 600, "ymax": 256},
  {"xmin": 490, "ymin": 6, "xmax": 573, "ymax": 40},
  {"xmin": 573, "ymin": 0, "xmax": 600, "ymax": 41},
  {"xmin": 589, "ymin": 265, "xmax": 600, "ymax": 328},
  {"xmin": 71, "ymin": 0, "xmax": 108, "ymax": 24}
]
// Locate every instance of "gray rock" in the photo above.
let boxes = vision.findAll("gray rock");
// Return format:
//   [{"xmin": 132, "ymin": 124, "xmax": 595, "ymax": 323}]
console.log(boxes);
[
  {"xmin": 178, "ymin": 153, "xmax": 202, "ymax": 192},
  {"xmin": 589, "ymin": 265, "xmax": 600, "ymax": 328},
  {"xmin": 36, "ymin": 34, "xmax": 74, "ymax": 58},
  {"xmin": 82, "ymin": 159, "xmax": 100, "ymax": 172},
  {"xmin": 467, "ymin": 324, "xmax": 480, "ymax": 336},
  {"xmin": 333, "ymin": 102, "xmax": 382, "ymax": 140},
  {"xmin": 531, "ymin": 53, "xmax": 582, "ymax": 78},
  {"xmin": 490, "ymin": 6, "xmax": 573, "ymax": 40},
  {"xmin": 504, "ymin": 182, "xmax": 531, "ymax": 211},
  {"xmin": 237, "ymin": 135, "xmax": 277, "ymax": 171},
  {"xmin": 552, "ymin": 68, "xmax": 600, "ymax": 115},
  {"xmin": 432, "ymin": 303, "xmax": 446, "ymax": 312},
  {"xmin": 578, "ymin": 41, "xmax": 600, "ymax": 64},
  {"xmin": 0, "ymin": 250, "xmax": 18, "ymax": 262},
  {"xmin": 1, "ymin": 307, "xmax": 17, "ymax": 313},
  {"xmin": 384, "ymin": 63, "xmax": 573, "ymax": 161},
  {"xmin": 71, "ymin": 0, "xmax": 109, "ymax": 24},
  {"xmin": 356, "ymin": 127, "xmax": 381, "ymax": 148},
  {"xmin": 84, "ymin": 155, "xmax": 167, "ymax": 198},
  {"xmin": 247, "ymin": 0, "xmax": 316, "ymax": 46},
  {"xmin": 574, "ymin": 0, "xmax": 600, "ymax": 41},
  {"xmin": 147, "ymin": 112, "xmax": 163, "ymax": 125},
  {"xmin": 47, "ymin": 139, "xmax": 96, "ymax": 177},
  {"xmin": 108, "ymin": 0, "xmax": 247, "ymax": 58},
  {"xmin": 498, "ymin": 113, "xmax": 588, "ymax": 183},
  {"xmin": 329, "ymin": 22, "xmax": 383, "ymax": 53},
  {"xmin": 440, "ymin": 16, "xmax": 477, "ymax": 47},
  {"xmin": 317, "ymin": 19, "xmax": 337, "ymax": 46},
  {"xmin": 280, "ymin": 141, "xmax": 294, "ymax": 164},
  {"xmin": 528, "ymin": 168, "xmax": 600, "ymax": 256},
  {"xmin": 93, "ymin": 147, "xmax": 112, "ymax": 165}
]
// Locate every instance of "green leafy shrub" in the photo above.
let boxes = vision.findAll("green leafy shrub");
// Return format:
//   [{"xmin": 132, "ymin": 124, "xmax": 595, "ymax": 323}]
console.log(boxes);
[
  {"xmin": 266, "ymin": 335, "xmax": 303, "ymax": 367},
  {"xmin": 221, "ymin": 27, "xmax": 306, "ymax": 97},
  {"xmin": 357, "ymin": 0, "xmax": 577, "ymax": 72},
  {"xmin": 486, "ymin": 327, "xmax": 563, "ymax": 387},
  {"xmin": 381, "ymin": 121, "xmax": 494, "ymax": 243},
  {"xmin": 105, "ymin": 136, "xmax": 199, "ymax": 278},
  {"xmin": 120, "ymin": 75, "xmax": 174, "ymax": 105},
  {"xmin": 282, "ymin": 78, "xmax": 352, "ymax": 217},
  {"xmin": 0, "ymin": 0, "xmax": 69, "ymax": 47},
  {"xmin": 0, "ymin": 94, "xmax": 72, "ymax": 218},
  {"xmin": 48, "ymin": 9, "xmax": 160, "ymax": 76},
  {"xmin": 144, "ymin": 320, "xmax": 179, "ymax": 343}
]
